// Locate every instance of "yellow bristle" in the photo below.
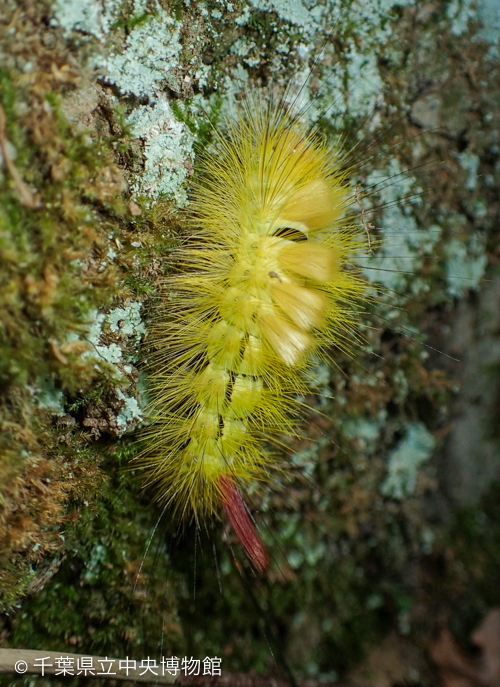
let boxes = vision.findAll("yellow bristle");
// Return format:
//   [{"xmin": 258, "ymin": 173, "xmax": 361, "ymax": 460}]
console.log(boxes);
[
  {"xmin": 228, "ymin": 376, "xmax": 263, "ymax": 418},
  {"xmin": 279, "ymin": 242, "xmax": 339, "ymax": 282},
  {"xmin": 206, "ymin": 321, "xmax": 244, "ymax": 369},
  {"xmin": 270, "ymin": 281, "xmax": 328, "ymax": 331},
  {"xmin": 280, "ymin": 179, "xmax": 344, "ymax": 233},
  {"xmin": 259, "ymin": 311, "xmax": 313, "ymax": 367},
  {"xmin": 239, "ymin": 334, "xmax": 267, "ymax": 376}
]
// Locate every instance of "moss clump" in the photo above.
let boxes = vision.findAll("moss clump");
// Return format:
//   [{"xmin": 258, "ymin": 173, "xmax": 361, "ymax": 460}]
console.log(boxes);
[
  {"xmin": 0, "ymin": 2, "xmax": 137, "ymax": 612},
  {"xmin": 1, "ymin": 446, "xmax": 184, "ymax": 687}
]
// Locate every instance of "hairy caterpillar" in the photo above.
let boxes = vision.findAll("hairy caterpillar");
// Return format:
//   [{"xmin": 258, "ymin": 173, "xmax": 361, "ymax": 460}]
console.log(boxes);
[
  {"xmin": 1, "ymin": 1, "xmax": 494, "ymax": 684},
  {"xmin": 140, "ymin": 100, "xmax": 368, "ymax": 572}
]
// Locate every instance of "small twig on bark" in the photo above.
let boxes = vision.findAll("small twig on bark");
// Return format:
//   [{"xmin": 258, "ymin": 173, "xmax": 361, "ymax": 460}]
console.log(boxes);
[
  {"xmin": 0, "ymin": 104, "xmax": 40, "ymax": 208},
  {"xmin": 355, "ymin": 182, "xmax": 375, "ymax": 255}
]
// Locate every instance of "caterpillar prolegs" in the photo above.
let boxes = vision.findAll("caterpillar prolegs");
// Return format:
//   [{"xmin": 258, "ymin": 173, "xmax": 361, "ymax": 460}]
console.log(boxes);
[{"xmin": 141, "ymin": 103, "xmax": 367, "ymax": 571}]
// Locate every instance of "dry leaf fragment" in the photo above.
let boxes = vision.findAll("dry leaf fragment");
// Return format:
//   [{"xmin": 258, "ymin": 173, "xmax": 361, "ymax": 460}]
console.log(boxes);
[{"xmin": 431, "ymin": 609, "xmax": 500, "ymax": 687}]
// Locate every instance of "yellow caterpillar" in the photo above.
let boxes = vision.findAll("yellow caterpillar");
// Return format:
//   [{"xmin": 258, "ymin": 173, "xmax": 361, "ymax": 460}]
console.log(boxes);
[{"xmin": 140, "ymin": 102, "xmax": 368, "ymax": 571}]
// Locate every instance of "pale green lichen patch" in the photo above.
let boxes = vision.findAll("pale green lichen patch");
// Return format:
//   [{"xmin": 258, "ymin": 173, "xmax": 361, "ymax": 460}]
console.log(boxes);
[
  {"xmin": 290, "ymin": 438, "xmax": 330, "ymax": 480},
  {"xmin": 458, "ymin": 151, "xmax": 480, "ymax": 191},
  {"xmin": 446, "ymin": 0, "xmax": 476, "ymax": 36},
  {"xmin": 128, "ymin": 97, "xmax": 195, "ymax": 204},
  {"xmin": 230, "ymin": 36, "xmax": 261, "ymax": 67},
  {"xmin": 380, "ymin": 423, "xmax": 436, "ymax": 499},
  {"xmin": 83, "ymin": 312, "xmax": 124, "ymax": 369},
  {"xmin": 51, "ymin": 0, "xmax": 121, "ymax": 38},
  {"xmin": 51, "ymin": 0, "xmax": 201, "ymax": 207},
  {"xmin": 344, "ymin": 48, "xmax": 384, "ymax": 119},
  {"xmin": 248, "ymin": 0, "xmax": 319, "ymax": 34},
  {"xmin": 477, "ymin": 0, "xmax": 500, "ymax": 54},
  {"xmin": 105, "ymin": 5, "xmax": 182, "ymax": 98},
  {"xmin": 79, "ymin": 300, "xmax": 146, "ymax": 377},
  {"xmin": 107, "ymin": 301, "xmax": 146, "ymax": 339},
  {"xmin": 116, "ymin": 391, "xmax": 142, "ymax": 429},
  {"xmin": 92, "ymin": 1, "xmax": 199, "ymax": 205},
  {"xmin": 65, "ymin": 301, "xmax": 148, "ymax": 436},
  {"xmin": 446, "ymin": 0, "xmax": 500, "ymax": 57},
  {"xmin": 34, "ymin": 376, "xmax": 66, "ymax": 417},
  {"xmin": 239, "ymin": 0, "xmax": 416, "ymax": 124},
  {"xmin": 342, "ymin": 416, "xmax": 385, "ymax": 454},
  {"xmin": 444, "ymin": 233, "xmax": 488, "ymax": 298},
  {"xmin": 363, "ymin": 219, "xmax": 441, "ymax": 296},
  {"xmin": 362, "ymin": 160, "xmax": 441, "ymax": 297}
]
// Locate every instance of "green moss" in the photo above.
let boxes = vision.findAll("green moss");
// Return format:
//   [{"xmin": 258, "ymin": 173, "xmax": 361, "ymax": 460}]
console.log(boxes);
[
  {"xmin": 0, "ymin": 60, "xmax": 120, "ymax": 608},
  {"xmin": 111, "ymin": 10, "xmax": 152, "ymax": 32},
  {"xmin": 5, "ymin": 446, "xmax": 184, "ymax": 671},
  {"xmin": 0, "ymin": 6, "xmax": 175, "ymax": 616}
]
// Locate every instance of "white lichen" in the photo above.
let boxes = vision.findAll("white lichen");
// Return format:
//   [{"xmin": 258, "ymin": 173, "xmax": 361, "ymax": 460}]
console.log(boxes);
[
  {"xmin": 343, "ymin": 414, "xmax": 386, "ymax": 454},
  {"xmin": 128, "ymin": 97, "xmax": 194, "ymax": 205},
  {"xmin": 70, "ymin": 304, "xmax": 147, "ymax": 433},
  {"xmin": 51, "ymin": 0, "xmax": 120, "ymax": 38},
  {"xmin": 93, "ymin": 3, "xmax": 195, "ymax": 205},
  {"xmin": 446, "ymin": 0, "xmax": 476, "ymax": 36},
  {"xmin": 247, "ymin": 0, "xmax": 416, "ymax": 124},
  {"xmin": 444, "ymin": 232, "xmax": 488, "ymax": 298},
  {"xmin": 248, "ymin": 0, "xmax": 318, "ymax": 34},
  {"xmin": 52, "ymin": 0, "xmax": 195, "ymax": 207},
  {"xmin": 231, "ymin": 37, "xmax": 253, "ymax": 57},
  {"xmin": 446, "ymin": 0, "xmax": 500, "ymax": 57},
  {"xmin": 458, "ymin": 151, "xmax": 480, "ymax": 191},
  {"xmin": 362, "ymin": 160, "xmax": 441, "ymax": 296},
  {"xmin": 107, "ymin": 302, "xmax": 146, "ymax": 339},
  {"xmin": 345, "ymin": 44, "xmax": 385, "ymax": 119},
  {"xmin": 84, "ymin": 312, "xmax": 124, "ymax": 368},
  {"xmin": 105, "ymin": 7, "xmax": 182, "ymax": 98},
  {"xmin": 477, "ymin": 0, "xmax": 500, "ymax": 56},
  {"xmin": 75, "ymin": 301, "xmax": 146, "ymax": 375},
  {"xmin": 35, "ymin": 376, "xmax": 65, "ymax": 416},
  {"xmin": 381, "ymin": 423, "xmax": 436, "ymax": 499},
  {"xmin": 116, "ymin": 390, "xmax": 142, "ymax": 429}
]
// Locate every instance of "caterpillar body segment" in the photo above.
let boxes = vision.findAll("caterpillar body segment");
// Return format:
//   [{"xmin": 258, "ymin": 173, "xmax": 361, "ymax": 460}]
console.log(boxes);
[{"xmin": 141, "ymin": 103, "xmax": 367, "ymax": 571}]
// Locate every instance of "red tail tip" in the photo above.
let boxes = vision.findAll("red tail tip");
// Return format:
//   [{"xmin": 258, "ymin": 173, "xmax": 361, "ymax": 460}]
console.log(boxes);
[{"xmin": 219, "ymin": 475, "xmax": 268, "ymax": 574}]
